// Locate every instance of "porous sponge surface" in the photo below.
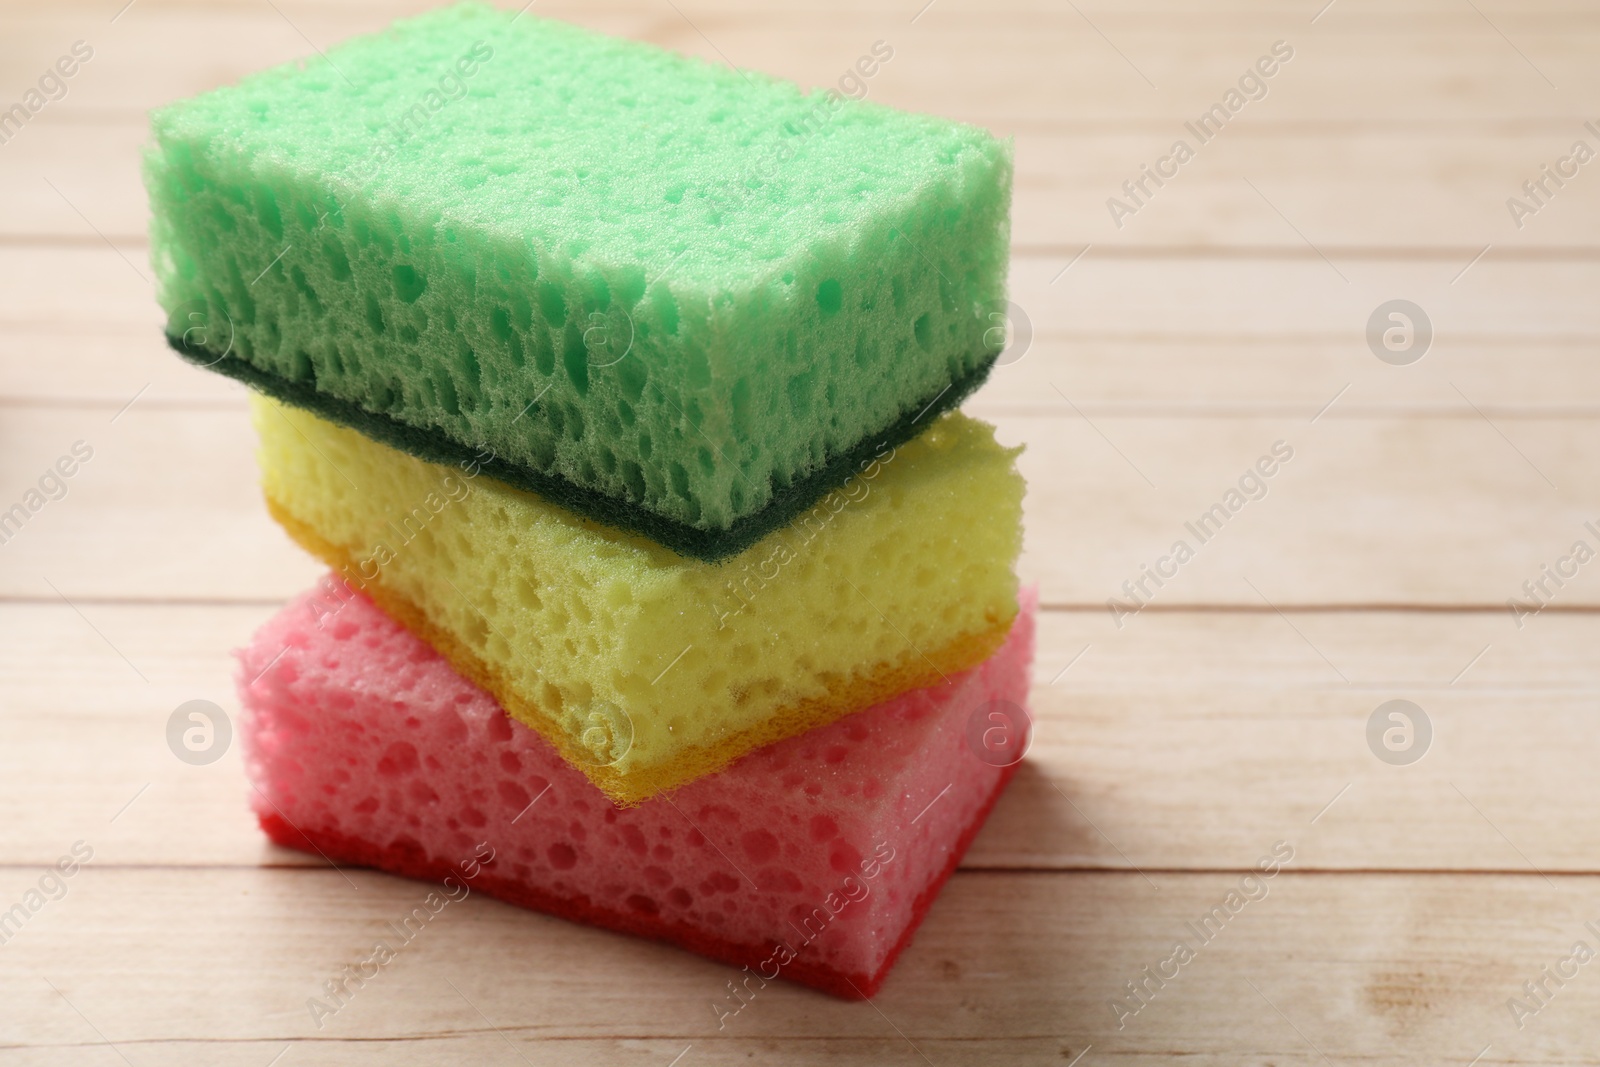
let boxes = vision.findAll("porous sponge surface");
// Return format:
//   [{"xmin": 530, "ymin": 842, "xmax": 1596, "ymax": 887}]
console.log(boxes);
[
  {"xmin": 147, "ymin": 2, "xmax": 1014, "ymax": 535},
  {"xmin": 239, "ymin": 581, "xmax": 1036, "ymax": 997},
  {"xmin": 253, "ymin": 395, "xmax": 1024, "ymax": 803}
]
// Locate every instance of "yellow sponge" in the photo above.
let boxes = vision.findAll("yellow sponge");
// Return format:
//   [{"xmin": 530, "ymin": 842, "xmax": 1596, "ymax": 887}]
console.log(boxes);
[{"xmin": 251, "ymin": 395, "xmax": 1024, "ymax": 803}]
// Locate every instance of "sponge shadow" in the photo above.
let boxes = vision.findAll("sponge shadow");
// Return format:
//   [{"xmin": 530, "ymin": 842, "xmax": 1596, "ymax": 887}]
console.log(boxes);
[{"xmin": 863, "ymin": 759, "xmax": 1166, "ymax": 1041}]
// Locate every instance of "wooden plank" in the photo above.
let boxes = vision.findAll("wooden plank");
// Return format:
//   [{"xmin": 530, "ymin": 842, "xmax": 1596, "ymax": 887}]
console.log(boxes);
[
  {"xmin": 989, "ymin": 253, "xmax": 1600, "ymax": 414},
  {"xmin": 0, "ymin": 407, "xmax": 322, "ymax": 601},
  {"xmin": 4, "ymin": 3, "xmax": 1600, "ymax": 246},
  {"xmin": 11, "ymin": 327, "xmax": 1600, "ymax": 420},
  {"xmin": 12, "ymin": 115, "xmax": 1600, "ymax": 249},
  {"xmin": 1, "ymin": 404, "xmax": 1597, "ymax": 606},
  {"xmin": 3, "ymin": 602, "xmax": 1597, "ymax": 872},
  {"xmin": 3, "ymin": 2, "xmax": 1595, "ymax": 1062},
  {"xmin": 1002, "ymin": 412, "xmax": 1600, "ymax": 609},
  {"xmin": 3, "ymin": 249, "xmax": 1599, "ymax": 415},
  {"xmin": 0, "ymin": 865, "xmax": 1591, "ymax": 1064},
  {"xmin": 2, "ymin": 2, "xmax": 1597, "ymax": 127},
  {"xmin": 3, "ymin": 242, "xmax": 1591, "ymax": 344}
]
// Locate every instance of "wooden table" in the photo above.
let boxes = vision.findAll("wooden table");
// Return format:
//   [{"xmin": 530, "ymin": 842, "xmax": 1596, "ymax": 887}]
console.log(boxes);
[{"xmin": 3, "ymin": 1, "xmax": 1597, "ymax": 1063}]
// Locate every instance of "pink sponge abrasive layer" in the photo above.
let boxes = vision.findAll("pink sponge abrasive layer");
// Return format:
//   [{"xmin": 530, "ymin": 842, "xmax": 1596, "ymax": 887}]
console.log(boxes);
[{"xmin": 237, "ymin": 578, "xmax": 1036, "ymax": 999}]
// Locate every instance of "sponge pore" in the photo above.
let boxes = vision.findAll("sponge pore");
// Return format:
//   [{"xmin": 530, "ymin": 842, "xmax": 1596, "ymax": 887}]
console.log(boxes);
[
  {"xmin": 253, "ymin": 394, "xmax": 1025, "ymax": 804},
  {"xmin": 239, "ymin": 581, "xmax": 1036, "ymax": 998},
  {"xmin": 145, "ymin": 2, "xmax": 1014, "ymax": 556}
]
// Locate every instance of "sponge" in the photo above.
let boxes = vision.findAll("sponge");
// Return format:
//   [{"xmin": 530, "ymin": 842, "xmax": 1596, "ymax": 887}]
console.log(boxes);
[
  {"xmin": 146, "ymin": 2, "xmax": 1014, "ymax": 561},
  {"xmin": 252, "ymin": 395, "xmax": 1024, "ymax": 804},
  {"xmin": 239, "ymin": 580, "xmax": 1036, "ymax": 998}
]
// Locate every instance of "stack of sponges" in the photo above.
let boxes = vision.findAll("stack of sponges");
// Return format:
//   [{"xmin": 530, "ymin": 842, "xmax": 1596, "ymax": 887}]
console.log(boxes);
[{"xmin": 147, "ymin": 2, "xmax": 1030, "ymax": 998}]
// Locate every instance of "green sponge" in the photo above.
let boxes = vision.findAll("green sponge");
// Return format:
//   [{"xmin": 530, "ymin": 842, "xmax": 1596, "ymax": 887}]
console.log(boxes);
[{"xmin": 145, "ymin": 2, "xmax": 1012, "ymax": 560}]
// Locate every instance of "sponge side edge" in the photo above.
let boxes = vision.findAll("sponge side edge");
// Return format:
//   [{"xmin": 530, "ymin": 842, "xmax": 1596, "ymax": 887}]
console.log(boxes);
[{"xmin": 176, "ymin": 331, "xmax": 998, "ymax": 561}]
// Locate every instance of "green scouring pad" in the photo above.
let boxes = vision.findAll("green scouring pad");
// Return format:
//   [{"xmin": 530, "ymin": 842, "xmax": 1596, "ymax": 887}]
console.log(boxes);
[{"xmin": 145, "ymin": 2, "xmax": 1013, "ymax": 560}]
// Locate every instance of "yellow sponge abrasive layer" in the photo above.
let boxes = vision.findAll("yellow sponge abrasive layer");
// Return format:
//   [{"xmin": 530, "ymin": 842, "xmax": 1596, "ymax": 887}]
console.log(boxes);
[{"xmin": 252, "ymin": 395, "xmax": 1024, "ymax": 803}]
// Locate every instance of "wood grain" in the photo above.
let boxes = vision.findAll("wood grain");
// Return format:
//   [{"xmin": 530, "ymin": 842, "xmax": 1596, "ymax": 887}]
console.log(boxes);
[
  {"xmin": 3, "ymin": 868, "xmax": 1598, "ymax": 1065},
  {"xmin": 2, "ymin": 602, "xmax": 1596, "ymax": 873},
  {"xmin": 7, "ymin": 248, "xmax": 1600, "ymax": 413},
  {"xmin": 4, "ymin": 4, "xmax": 1600, "ymax": 248},
  {"xmin": 0, "ymin": 0, "xmax": 1593, "ymax": 1061},
  {"xmin": 2, "ymin": 403, "xmax": 1596, "ymax": 606},
  {"xmin": 13, "ymin": 118, "xmax": 1600, "ymax": 249}
]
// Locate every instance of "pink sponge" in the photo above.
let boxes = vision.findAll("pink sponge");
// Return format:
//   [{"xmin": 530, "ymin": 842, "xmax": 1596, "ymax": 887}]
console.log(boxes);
[{"xmin": 238, "ymin": 578, "xmax": 1035, "ymax": 999}]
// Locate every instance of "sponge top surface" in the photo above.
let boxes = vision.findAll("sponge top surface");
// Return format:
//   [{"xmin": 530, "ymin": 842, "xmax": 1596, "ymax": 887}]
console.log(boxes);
[{"xmin": 152, "ymin": 2, "xmax": 998, "ymax": 291}]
